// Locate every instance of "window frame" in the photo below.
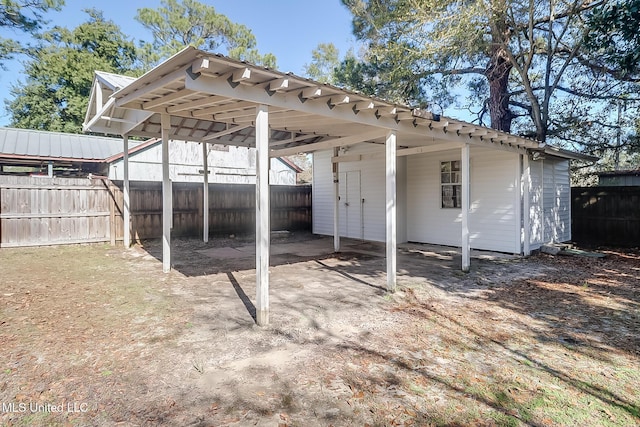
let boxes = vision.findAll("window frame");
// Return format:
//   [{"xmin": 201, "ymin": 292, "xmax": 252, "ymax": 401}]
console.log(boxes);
[{"xmin": 440, "ymin": 160, "xmax": 462, "ymax": 209}]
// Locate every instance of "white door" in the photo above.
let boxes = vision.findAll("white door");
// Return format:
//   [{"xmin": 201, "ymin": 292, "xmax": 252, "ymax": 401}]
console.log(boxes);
[{"xmin": 339, "ymin": 171, "xmax": 363, "ymax": 239}]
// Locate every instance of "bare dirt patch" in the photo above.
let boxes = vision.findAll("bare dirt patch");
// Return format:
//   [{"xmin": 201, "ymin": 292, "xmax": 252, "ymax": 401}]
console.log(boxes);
[{"xmin": 1, "ymin": 236, "xmax": 639, "ymax": 426}]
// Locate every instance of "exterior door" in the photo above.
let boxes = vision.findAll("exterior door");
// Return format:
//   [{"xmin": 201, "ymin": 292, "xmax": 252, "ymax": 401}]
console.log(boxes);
[{"xmin": 339, "ymin": 171, "xmax": 363, "ymax": 239}]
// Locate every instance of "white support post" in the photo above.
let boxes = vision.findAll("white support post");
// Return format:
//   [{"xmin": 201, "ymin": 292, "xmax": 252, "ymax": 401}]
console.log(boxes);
[
  {"xmin": 255, "ymin": 104, "xmax": 270, "ymax": 326},
  {"xmin": 386, "ymin": 130, "xmax": 397, "ymax": 291},
  {"xmin": 161, "ymin": 114, "xmax": 171, "ymax": 273},
  {"xmin": 461, "ymin": 144, "xmax": 470, "ymax": 272},
  {"xmin": 123, "ymin": 134, "xmax": 131, "ymax": 248},
  {"xmin": 515, "ymin": 153, "xmax": 523, "ymax": 255},
  {"xmin": 523, "ymin": 154, "xmax": 531, "ymax": 256},
  {"xmin": 202, "ymin": 142, "xmax": 209, "ymax": 243},
  {"xmin": 332, "ymin": 147, "xmax": 340, "ymax": 252}
]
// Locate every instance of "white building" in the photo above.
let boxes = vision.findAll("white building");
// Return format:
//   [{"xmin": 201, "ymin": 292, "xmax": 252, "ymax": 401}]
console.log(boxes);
[
  {"xmin": 82, "ymin": 47, "xmax": 595, "ymax": 325},
  {"xmin": 108, "ymin": 138, "xmax": 300, "ymax": 185},
  {"xmin": 313, "ymin": 143, "xmax": 578, "ymax": 254}
]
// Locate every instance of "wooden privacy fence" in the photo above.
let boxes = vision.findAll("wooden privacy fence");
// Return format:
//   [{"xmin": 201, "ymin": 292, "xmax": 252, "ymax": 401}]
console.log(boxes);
[
  {"xmin": 571, "ymin": 186, "xmax": 640, "ymax": 247},
  {"xmin": 116, "ymin": 180, "xmax": 312, "ymax": 241},
  {"xmin": 0, "ymin": 176, "xmax": 312, "ymax": 248},
  {"xmin": 0, "ymin": 175, "xmax": 114, "ymax": 247}
]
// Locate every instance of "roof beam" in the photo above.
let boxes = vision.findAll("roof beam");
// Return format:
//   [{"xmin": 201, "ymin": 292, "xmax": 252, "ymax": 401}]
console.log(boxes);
[
  {"xmin": 266, "ymin": 77, "xmax": 289, "ymax": 93},
  {"xmin": 142, "ymin": 88, "xmax": 195, "ymax": 110},
  {"xmin": 167, "ymin": 95, "xmax": 229, "ymax": 113},
  {"xmin": 202, "ymin": 124, "xmax": 251, "ymax": 142},
  {"xmin": 192, "ymin": 101, "xmax": 256, "ymax": 118},
  {"xmin": 300, "ymin": 87, "xmax": 322, "ymax": 100},
  {"xmin": 231, "ymin": 68, "xmax": 251, "ymax": 83},
  {"xmin": 269, "ymin": 133, "xmax": 320, "ymax": 148},
  {"xmin": 270, "ymin": 129, "xmax": 384, "ymax": 157},
  {"xmin": 116, "ymin": 65, "xmax": 189, "ymax": 108},
  {"xmin": 397, "ymin": 142, "xmax": 462, "ymax": 156},
  {"xmin": 184, "ymin": 70, "xmax": 434, "ymax": 138}
]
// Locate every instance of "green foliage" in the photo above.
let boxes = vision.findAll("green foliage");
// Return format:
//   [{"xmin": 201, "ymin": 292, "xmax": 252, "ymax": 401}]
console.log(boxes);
[
  {"xmin": 6, "ymin": 9, "xmax": 139, "ymax": 132},
  {"xmin": 584, "ymin": 0, "xmax": 640, "ymax": 80},
  {"xmin": 135, "ymin": 0, "xmax": 276, "ymax": 69},
  {"xmin": 0, "ymin": 0, "xmax": 63, "ymax": 62},
  {"xmin": 304, "ymin": 43, "xmax": 340, "ymax": 83},
  {"xmin": 339, "ymin": 0, "xmax": 640, "ymax": 161}
]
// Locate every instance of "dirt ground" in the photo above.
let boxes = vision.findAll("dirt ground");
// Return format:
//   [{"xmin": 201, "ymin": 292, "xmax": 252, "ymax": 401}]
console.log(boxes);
[{"xmin": 0, "ymin": 233, "xmax": 639, "ymax": 426}]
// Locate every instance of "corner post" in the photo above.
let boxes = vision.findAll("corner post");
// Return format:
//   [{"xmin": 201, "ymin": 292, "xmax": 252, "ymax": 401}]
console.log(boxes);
[
  {"xmin": 202, "ymin": 142, "xmax": 209, "ymax": 243},
  {"xmin": 461, "ymin": 143, "xmax": 470, "ymax": 272},
  {"xmin": 161, "ymin": 114, "xmax": 171, "ymax": 273},
  {"xmin": 386, "ymin": 130, "xmax": 397, "ymax": 291},
  {"xmin": 255, "ymin": 104, "xmax": 270, "ymax": 326},
  {"xmin": 523, "ymin": 153, "xmax": 531, "ymax": 255},
  {"xmin": 123, "ymin": 134, "xmax": 131, "ymax": 248},
  {"xmin": 332, "ymin": 147, "xmax": 340, "ymax": 252},
  {"xmin": 515, "ymin": 153, "xmax": 523, "ymax": 254}
]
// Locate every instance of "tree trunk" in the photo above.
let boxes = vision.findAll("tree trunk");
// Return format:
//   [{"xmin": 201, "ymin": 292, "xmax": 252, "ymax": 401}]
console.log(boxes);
[{"xmin": 485, "ymin": 45, "xmax": 513, "ymax": 133}]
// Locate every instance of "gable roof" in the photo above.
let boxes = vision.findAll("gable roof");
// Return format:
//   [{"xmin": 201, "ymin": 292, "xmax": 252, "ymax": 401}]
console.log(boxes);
[
  {"xmin": 83, "ymin": 46, "xmax": 592, "ymax": 162},
  {"xmin": 0, "ymin": 127, "xmax": 126, "ymax": 163}
]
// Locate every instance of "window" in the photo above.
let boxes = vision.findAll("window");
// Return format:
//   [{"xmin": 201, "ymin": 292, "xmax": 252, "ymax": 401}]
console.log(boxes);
[{"xmin": 441, "ymin": 160, "xmax": 461, "ymax": 208}]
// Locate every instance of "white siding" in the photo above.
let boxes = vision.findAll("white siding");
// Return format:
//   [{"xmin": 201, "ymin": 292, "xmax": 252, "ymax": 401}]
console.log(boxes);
[
  {"xmin": 406, "ymin": 147, "xmax": 519, "ymax": 253},
  {"xmin": 540, "ymin": 158, "xmax": 571, "ymax": 244},
  {"xmin": 528, "ymin": 159, "xmax": 545, "ymax": 249},
  {"xmin": 109, "ymin": 141, "xmax": 297, "ymax": 185},
  {"xmin": 312, "ymin": 150, "xmax": 334, "ymax": 236},
  {"xmin": 312, "ymin": 144, "xmax": 407, "ymax": 242},
  {"xmin": 526, "ymin": 157, "xmax": 571, "ymax": 248}
]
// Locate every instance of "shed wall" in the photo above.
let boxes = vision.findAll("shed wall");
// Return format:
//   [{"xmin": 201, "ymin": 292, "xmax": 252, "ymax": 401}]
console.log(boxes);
[
  {"xmin": 542, "ymin": 157, "xmax": 571, "ymax": 243},
  {"xmin": 312, "ymin": 144, "xmax": 407, "ymax": 243},
  {"xmin": 406, "ymin": 147, "xmax": 519, "ymax": 253}
]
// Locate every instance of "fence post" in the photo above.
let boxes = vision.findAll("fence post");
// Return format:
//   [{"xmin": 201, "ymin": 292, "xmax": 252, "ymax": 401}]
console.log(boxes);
[{"xmin": 109, "ymin": 182, "xmax": 116, "ymax": 246}]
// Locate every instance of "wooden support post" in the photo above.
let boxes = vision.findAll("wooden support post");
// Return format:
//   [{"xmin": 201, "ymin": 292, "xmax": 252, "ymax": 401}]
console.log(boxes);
[
  {"xmin": 123, "ymin": 134, "xmax": 131, "ymax": 248},
  {"xmin": 161, "ymin": 113, "xmax": 171, "ymax": 273},
  {"xmin": 332, "ymin": 147, "xmax": 340, "ymax": 252},
  {"xmin": 515, "ymin": 153, "xmax": 523, "ymax": 254},
  {"xmin": 255, "ymin": 104, "xmax": 270, "ymax": 326},
  {"xmin": 109, "ymin": 182, "xmax": 116, "ymax": 246},
  {"xmin": 461, "ymin": 144, "xmax": 470, "ymax": 272},
  {"xmin": 202, "ymin": 142, "xmax": 209, "ymax": 243},
  {"xmin": 523, "ymin": 154, "xmax": 531, "ymax": 256},
  {"xmin": 386, "ymin": 130, "xmax": 397, "ymax": 291}
]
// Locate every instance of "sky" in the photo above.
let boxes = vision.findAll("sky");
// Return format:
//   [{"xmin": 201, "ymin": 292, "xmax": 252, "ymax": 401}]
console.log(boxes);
[{"xmin": 0, "ymin": 0, "xmax": 358, "ymax": 126}]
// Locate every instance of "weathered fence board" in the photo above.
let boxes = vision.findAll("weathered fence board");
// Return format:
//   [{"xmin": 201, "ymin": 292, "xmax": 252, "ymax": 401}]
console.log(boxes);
[
  {"xmin": 0, "ymin": 176, "xmax": 113, "ymax": 247},
  {"xmin": 1, "ymin": 176, "xmax": 312, "ymax": 247},
  {"xmin": 571, "ymin": 186, "xmax": 640, "ymax": 247},
  {"xmin": 116, "ymin": 181, "xmax": 312, "ymax": 241}
]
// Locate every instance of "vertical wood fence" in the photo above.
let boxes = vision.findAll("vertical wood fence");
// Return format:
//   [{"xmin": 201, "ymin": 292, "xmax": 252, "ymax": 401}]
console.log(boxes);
[
  {"xmin": 571, "ymin": 186, "xmax": 640, "ymax": 247},
  {"xmin": 0, "ymin": 176, "xmax": 114, "ymax": 247},
  {"xmin": 0, "ymin": 176, "xmax": 311, "ymax": 248}
]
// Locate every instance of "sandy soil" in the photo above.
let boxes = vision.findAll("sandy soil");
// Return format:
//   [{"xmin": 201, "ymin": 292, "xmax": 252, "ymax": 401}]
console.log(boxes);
[{"xmin": 0, "ymin": 234, "xmax": 638, "ymax": 426}]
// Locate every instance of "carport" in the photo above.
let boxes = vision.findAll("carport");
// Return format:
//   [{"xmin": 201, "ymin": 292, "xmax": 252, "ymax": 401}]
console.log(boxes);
[{"xmin": 83, "ymin": 46, "xmax": 543, "ymax": 326}]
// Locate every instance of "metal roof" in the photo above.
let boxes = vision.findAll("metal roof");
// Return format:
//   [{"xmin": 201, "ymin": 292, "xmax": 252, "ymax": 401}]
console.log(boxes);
[{"xmin": 0, "ymin": 127, "xmax": 126, "ymax": 162}]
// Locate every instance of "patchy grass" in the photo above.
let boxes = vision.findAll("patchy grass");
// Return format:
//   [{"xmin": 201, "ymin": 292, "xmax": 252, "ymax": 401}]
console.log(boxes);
[{"xmin": 0, "ymin": 242, "xmax": 639, "ymax": 426}]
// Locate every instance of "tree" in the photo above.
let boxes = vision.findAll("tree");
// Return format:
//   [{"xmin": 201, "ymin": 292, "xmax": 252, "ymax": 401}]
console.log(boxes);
[
  {"xmin": 583, "ymin": 0, "xmax": 640, "ymax": 81},
  {"xmin": 339, "ymin": 0, "xmax": 639, "ymax": 154},
  {"xmin": 304, "ymin": 43, "xmax": 341, "ymax": 83},
  {"xmin": 6, "ymin": 9, "xmax": 139, "ymax": 132},
  {"xmin": 0, "ymin": 0, "xmax": 63, "ymax": 64},
  {"xmin": 135, "ymin": 0, "xmax": 276, "ymax": 69}
]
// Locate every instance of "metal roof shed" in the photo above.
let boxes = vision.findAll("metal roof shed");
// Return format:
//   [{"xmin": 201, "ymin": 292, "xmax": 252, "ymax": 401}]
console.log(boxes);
[{"xmin": 83, "ymin": 46, "xmax": 587, "ymax": 326}]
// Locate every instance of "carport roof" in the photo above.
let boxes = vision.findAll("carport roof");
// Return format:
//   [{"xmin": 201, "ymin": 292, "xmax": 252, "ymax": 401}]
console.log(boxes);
[{"xmin": 83, "ymin": 46, "xmax": 588, "ymax": 160}]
